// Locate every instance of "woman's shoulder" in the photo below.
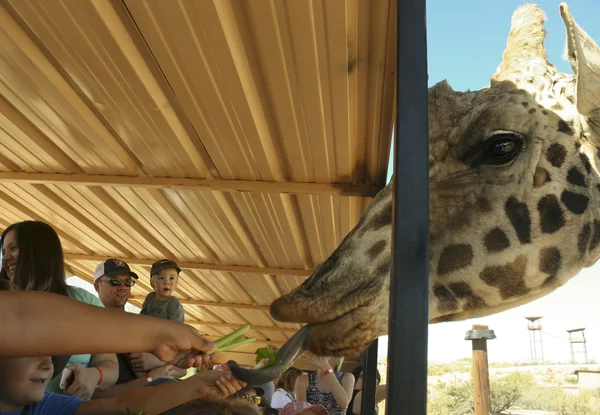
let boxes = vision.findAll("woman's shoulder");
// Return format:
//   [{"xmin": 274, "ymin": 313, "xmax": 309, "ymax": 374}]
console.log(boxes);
[{"xmin": 66, "ymin": 286, "xmax": 104, "ymax": 307}]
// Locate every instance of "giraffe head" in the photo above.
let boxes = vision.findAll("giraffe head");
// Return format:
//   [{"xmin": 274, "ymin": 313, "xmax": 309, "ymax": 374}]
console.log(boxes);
[{"xmin": 230, "ymin": 3, "xmax": 600, "ymax": 384}]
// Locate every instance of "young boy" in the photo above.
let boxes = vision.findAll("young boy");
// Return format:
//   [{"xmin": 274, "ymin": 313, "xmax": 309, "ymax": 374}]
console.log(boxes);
[
  {"xmin": 132, "ymin": 259, "xmax": 186, "ymax": 378},
  {"xmin": 0, "ymin": 355, "xmax": 244, "ymax": 414},
  {"xmin": 141, "ymin": 259, "xmax": 185, "ymax": 323}
]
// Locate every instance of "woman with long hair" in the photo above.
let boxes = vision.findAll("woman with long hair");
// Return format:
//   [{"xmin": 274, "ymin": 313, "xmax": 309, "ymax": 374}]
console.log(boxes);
[
  {"xmin": 1, "ymin": 221, "xmax": 119, "ymax": 399},
  {"xmin": 295, "ymin": 356, "xmax": 354, "ymax": 414},
  {"xmin": 272, "ymin": 367, "xmax": 304, "ymax": 409}
]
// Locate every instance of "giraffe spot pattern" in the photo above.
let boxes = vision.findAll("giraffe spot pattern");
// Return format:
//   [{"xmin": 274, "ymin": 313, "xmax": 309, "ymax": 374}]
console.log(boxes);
[
  {"xmin": 366, "ymin": 240, "xmax": 387, "ymax": 259},
  {"xmin": 539, "ymin": 247, "xmax": 561, "ymax": 286},
  {"xmin": 529, "ymin": 108, "xmax": 537, "ymax": 114},
  {"xmin": 505, "ymin": 197, "xmax": 532, "ymax": 244},
  {"xmin": 359, "ymin": 203, "xmax": 392, "ymax": 237},
  {"xmin": 557, "ymin": 119, "xmax": 574, "ymax": 135},
  {"xmin": 449, "ymin": 282, "xmax": 486, "ymax": 309},
  {"xmin": 375, "ymin": 262, "xmax": 391, "ymax": 278},
  {"xmin": 580, "ymin": 153, "xmax": 592, "ymax": 174},
  {"xmin": 561, "ymin": 190, "xmax": 589, "ymax": 215},
  {"xmin": 437, "ymin": 244, "xmax": 474, "ymax": 276},
  {"xmin": 590, "ymin": 220, "xmax": 600, "ymax": 252},
  {"xmin": 537, "ymin": 194, "xmax": 565, "ymax": 234},
  {"xmin": 433, "ymin": 284, "xmax": 458, "ymax": 312},
  {"xmin": 484, "ymin": 228, "xmax": 510, "ymax": 253},
  {"xmin": 480, "ymin": 255, "xmax": 529, "ymax": 299},
  {"xmin": 567, "ymin": 168, "xmax": 586, "ymax": 187},
  {"xmin": 477, "ymin": 197, "xmax": 492, "ymax": 213},
  {"xmin": 551, "ymin": 102, "xmax": 564, "ymax": 111},
  {"xmin": 546, "ymin": 143, "xmax": 567, "ymax": 168},
  {"xmin": 577, "ymin": 223, "xmax": 591, "ymax": 258}
]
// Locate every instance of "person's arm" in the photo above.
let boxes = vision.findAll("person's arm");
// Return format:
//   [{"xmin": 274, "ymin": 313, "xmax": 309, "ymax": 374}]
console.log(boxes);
[
  {"xmin": 0, "ymin": 291, "xmax": 214, "ymax": 367},
  {"xmin": 294, "ymin": 374, "xmax": 308, "ymax": 402},
  {"xmin": 129, "ymin": 352, "xmax": 165, "ymax": 373},
  {"xmin": 79, "ymin": 369, "xmax": 244, "ymax": 415},
  {"xmin": 93, "ymin": 365, "xmax": 174, "ymax": 398},
  {"xmin": 351, "ymin": 384, "xmax": 388, "ymax": 414},
  {"xmin": 63, "ymin": 354, "xmax": 119, "ymax": 400},
  {"xmin": 320, "ymin": 371, "xmax": 354, "ymax": 408},
  {"xmin": 88, "ymin": 353, "xmax": 119, "ymax": 390}
]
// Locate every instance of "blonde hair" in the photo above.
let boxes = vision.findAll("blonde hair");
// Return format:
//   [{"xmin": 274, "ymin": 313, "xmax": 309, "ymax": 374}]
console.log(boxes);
[
  {"xmin": 278, "ymin": 367, "xmax": 303, "ymax": 393},
  {"xmin": 330, "ymin": 356, "xmax": 344, "ymax": 373}
]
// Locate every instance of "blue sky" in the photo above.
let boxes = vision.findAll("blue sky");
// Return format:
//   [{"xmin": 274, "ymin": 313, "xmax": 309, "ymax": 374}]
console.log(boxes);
[{"xmin": 379, "ymin": 0, "xmax": 600, "ymax": 364}]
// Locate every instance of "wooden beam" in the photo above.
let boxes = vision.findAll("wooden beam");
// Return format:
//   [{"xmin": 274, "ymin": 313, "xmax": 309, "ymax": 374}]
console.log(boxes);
[
  {"xmin": 186, "ymin": 320, "xmax": 300, "ymax": 333},
  {"xmin": 129, "ymin": 295, "xmax": 270, "ymax": 311},
  {"xmin": 0, "ymin": 172, "xmax": 380, "ymax": 197},
  {"xmin": 64, "ymin": 253, "xmax": 312, "ymax": 277}
]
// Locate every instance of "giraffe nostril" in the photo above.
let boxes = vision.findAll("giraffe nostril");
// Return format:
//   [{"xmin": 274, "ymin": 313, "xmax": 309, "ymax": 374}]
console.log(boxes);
[{"xmin": 534, "ymin": 167, "xmax": 549, "ymax": 187}]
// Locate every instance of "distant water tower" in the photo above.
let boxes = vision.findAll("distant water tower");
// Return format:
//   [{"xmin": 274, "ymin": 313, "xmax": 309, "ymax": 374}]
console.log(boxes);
[
  {"xmin": 526, "ymin": 317, "xmax": 544, "ymax": 364},
  {"xmin": 566, "ymin": 328, "xmax": 589, "ymax": 364}
]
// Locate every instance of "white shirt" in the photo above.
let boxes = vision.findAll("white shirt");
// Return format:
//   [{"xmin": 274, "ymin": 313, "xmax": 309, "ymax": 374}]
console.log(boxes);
[{"xmin": 271, "ymin": 388, "xmax": 295, "ymax": 409}]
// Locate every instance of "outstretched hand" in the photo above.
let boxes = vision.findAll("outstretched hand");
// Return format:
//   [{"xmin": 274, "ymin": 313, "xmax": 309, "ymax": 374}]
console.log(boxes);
[
  {"xmin": 193, "ymin": 370, "xmax": 247, "ymax": 400},
  {"xmin": 151, "ymin": 324, "xmax": 215, "ymax": 369}
]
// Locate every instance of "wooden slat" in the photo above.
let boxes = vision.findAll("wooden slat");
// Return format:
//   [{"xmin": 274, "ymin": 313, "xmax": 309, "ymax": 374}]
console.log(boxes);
[
  {"xmin": 186, "ymin": 320, "xmax": 300, "ymax": 334},
  {"xmin": 0, "ymin": 172, "xmax": 381, "ymax": 197},
  {"xmin": 64, "ymin": 254, "xmax": 313, "ymax": 276},
  {"xmin": 129, "ymin": 295, "xmax": 269, "ymax": 311}
]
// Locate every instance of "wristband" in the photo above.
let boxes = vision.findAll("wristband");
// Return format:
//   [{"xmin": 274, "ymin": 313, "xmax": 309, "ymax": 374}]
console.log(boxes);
[
  {"xmin": 323, "ymin": 368, "xmax": 334, "ymax": 376},
  {"xmin": 94, "ymin": 367, "xmax": 103, "ymax": 386},
  {"xmin": 145, "ymin": 373, "xmax": 154, "ymax": 383}
]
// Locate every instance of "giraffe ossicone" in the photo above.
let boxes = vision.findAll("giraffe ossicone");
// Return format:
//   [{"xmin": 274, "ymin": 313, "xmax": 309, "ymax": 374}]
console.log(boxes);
[{"xmin": 231, "ymin": 2, "xmax": 600, "ymax": 385}]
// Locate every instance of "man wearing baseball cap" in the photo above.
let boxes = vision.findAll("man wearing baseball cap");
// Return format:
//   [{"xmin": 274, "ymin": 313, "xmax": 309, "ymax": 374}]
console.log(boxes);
[{"xmin": 93, "ymin": 259, "xmax": 184, "ymax": 397}]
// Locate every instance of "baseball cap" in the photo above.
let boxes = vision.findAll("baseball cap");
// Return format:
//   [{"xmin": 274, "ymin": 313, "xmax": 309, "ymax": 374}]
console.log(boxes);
[
  {"xmin": 280, "ymin": 402, "xmax": 328, "ymax": 415},
  {"xmin": 93, "ymin": 258, "xmax": 138, "ymax": 282},
  {"xmin": 150, "ymin": 259, "xmax": 182, "ymax": 277}
]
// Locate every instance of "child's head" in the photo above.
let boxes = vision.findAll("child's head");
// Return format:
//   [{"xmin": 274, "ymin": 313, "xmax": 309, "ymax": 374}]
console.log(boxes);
[
  {"xmin": 150, "ymin": 259, "xmax": 181, "ymax": 300},
  {"xmin": 0, "ymin": 356, "xmax": 53, "ymax": 412}
]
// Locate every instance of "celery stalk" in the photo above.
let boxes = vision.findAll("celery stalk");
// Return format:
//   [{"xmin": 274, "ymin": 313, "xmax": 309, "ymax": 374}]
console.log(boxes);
[{"xmin": 206, "ymin": 324, "xmax": 255, "ymax": 355}]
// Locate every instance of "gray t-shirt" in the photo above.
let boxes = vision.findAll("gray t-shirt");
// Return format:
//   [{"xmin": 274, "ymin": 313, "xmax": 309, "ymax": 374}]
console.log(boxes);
[{"xmin": 140, "ymin": 292, "xmax": 185, "ymax": 323}]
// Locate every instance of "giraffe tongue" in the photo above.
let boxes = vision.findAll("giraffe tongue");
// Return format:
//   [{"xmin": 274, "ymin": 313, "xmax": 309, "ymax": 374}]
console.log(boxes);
[{"xmin": 229, "ymin": 324, "xmax": 311, "ymax": 386}]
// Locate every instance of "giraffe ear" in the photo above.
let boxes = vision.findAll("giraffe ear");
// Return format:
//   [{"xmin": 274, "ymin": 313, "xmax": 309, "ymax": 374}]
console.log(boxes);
[
  {"xmin": 560, "ymin": 3, "xmax": 600, "ymax": 118},
  {"xmin": 492, "ymin": 4, "xmax": 552, "ymax": 85}
]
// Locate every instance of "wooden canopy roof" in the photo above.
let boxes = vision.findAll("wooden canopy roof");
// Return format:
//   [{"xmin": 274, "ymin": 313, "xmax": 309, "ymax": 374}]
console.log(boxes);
[{"xmin": 0, "ymin": 0, "xmax": 395, "ymax": 368}]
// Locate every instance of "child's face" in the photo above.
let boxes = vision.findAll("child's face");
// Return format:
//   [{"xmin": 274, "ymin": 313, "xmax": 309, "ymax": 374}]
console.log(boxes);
[
  {"xmin": 152, "ymin": 267, "xmax": 179, "ymax": 300},
  {"xmin": 0, "ymin": 356, "xmax": 53, "ymax": 411}
]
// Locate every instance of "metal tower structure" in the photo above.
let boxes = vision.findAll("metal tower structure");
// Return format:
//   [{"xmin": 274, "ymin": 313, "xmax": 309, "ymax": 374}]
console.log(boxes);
[
  {"xmin": 526, "ymin": 317, "xmax": 544, "ymax": 364},
  {"xmin": 567, "ymin": 328, "xmax": 588, "ymax": 364}
]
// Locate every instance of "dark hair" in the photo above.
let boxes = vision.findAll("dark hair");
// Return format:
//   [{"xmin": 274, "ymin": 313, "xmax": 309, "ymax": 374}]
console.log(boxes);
[
  {"xmin": 0, "ymin": 221, "xmax": 67, "ymax": 296},
  {"xmin": 276, "ymin": 367, "xmax": 303, "ymax": 393},
  {"xmin": 161, "ymin": 398, "xmax": 261, "ymax": 415},
  {"xmin": 351, "ymin": 366, "xmax": 382, "ymax": 385}
]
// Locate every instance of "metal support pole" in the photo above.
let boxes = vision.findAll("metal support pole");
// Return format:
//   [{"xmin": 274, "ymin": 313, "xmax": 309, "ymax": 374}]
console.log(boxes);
[
  {"xmin": 465, "ymin": 325, "xmax": 496, "ymax": 415},
  {"xmin": 360, "ymin": 339, "xmax": 379, "ymax": 415},
  {"xmin": 385, "ymin": 0, "xmax": 430, "ymax": 413}
]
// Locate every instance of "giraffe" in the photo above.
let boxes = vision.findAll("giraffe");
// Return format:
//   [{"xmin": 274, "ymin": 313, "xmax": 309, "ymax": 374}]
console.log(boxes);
[{"xmin": 231, "ymin": 2, "xmax": 600, "ymax": 385}]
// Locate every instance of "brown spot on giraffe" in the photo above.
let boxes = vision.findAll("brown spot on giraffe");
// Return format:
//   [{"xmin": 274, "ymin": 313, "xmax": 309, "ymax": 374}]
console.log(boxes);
[
  {"xmin": 480, "ymin": 255, "xmax": 529, "ymax": 299},
  {"xmin": 590, "ymin": 220, "xmax": 600, "ymax": 252},
  {"xmin": 538, "ymin": 194, "xmax": 565, "ymax": 234},
  {"xmin": 557, "ymin": 119, "xmax": 574, "ymax": 135},
  {"xmin": 546, "ymin": 143, "xmax": 567, "ymax": 167},
  {"xmin": 484, "ymin": 228, "xmax": 510, "ymax": 253},
  {"xmin": 505, "ymin": 197, "xmax": 532, "ymax": 244},
  {"xmin": 437, "ymin": 244, "xmax": 474, "ymax": 276},
  {"xmin": 567, "ymin": 167, "xmax": 586, "ymax": 187},
  {"xmin": 580, "ymin": 153, "xmax": 592, "ymax": 174},
  {"xmin": 539, "ymin": 247, "xmax": 561, "ymax": 286},
  {"xmin": 561, "ymin": 190, "xmax": 589, "ymax": 214},
  {"xmin": 434, "ymin": 284, "xmax": 458, "ymax": 313},
  {"xmin": 449, "ymin": 282, "xmax": 486, "ymax": 309},
  {"xmin": 577, "ymin": 223, "xmax": 591, "ymax": 258},
  {"xmin": 366, "ymin": 240, "xmax": 387, "ymax": 259}
]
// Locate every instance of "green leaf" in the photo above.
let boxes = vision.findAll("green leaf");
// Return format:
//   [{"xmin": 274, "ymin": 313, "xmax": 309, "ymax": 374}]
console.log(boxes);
[{"xmin": 255, "ymin": 345, "xmax": 281, "ymax": 368}]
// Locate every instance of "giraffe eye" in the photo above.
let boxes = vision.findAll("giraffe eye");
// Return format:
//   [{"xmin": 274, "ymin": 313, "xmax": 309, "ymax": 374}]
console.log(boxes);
[{"xmin": 484, "ymin": 131, "xmax": 524, "ymax": 165}]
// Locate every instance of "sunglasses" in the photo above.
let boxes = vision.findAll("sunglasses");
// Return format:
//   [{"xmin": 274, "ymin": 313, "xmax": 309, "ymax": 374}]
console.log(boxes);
[{"xmin": 100, "ymin": 277, "xmax": 136, "ymax": 287}]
